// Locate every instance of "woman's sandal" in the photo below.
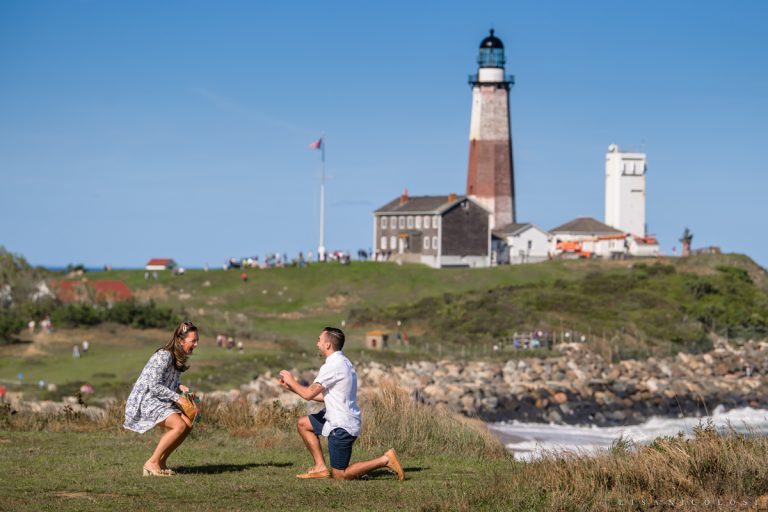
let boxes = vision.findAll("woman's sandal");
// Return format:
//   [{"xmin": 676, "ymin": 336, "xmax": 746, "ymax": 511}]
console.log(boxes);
[
  {"xmin": 161, "ymin": 468, "xmax": 176, "ymax": 476},
  {"xmin": 143, "ymin": 465, "xmax": 171, "ymax": 477}
]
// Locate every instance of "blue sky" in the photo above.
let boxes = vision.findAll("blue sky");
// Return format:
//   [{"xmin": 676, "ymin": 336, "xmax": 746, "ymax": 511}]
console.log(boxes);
[{"xmin": 1, "ymin": 1, "xmax": 766, "ymax": 269}]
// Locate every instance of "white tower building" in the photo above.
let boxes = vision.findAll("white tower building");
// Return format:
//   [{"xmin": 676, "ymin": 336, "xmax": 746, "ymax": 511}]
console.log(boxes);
[{"xmin": 604, "ymin": 144, "xmax": 647, "ymax": 236}]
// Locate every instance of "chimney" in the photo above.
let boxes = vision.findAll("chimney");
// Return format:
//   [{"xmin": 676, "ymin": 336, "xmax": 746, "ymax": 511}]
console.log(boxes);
[
  {"xmin": 448, "ymin": 192, "xmax": 457, "ymax": 202},
  {"xmin": 400, "ymin": 188, "xmax": 409, "ymax": 205}
]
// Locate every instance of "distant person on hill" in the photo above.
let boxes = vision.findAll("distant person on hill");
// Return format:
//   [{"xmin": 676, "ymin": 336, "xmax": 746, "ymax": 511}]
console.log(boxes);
[
  {"xmin": 124, "ymin": 321, "xmax": 200, "ymax": 477},
  {"xmin": 278, "ymin": 327, "xmax": 404, "ymax": 481}
]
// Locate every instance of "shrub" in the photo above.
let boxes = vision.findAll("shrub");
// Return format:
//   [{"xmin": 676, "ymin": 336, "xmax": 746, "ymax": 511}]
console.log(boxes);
[
  {"xmin": 52, "ymin": 303, "xmax": 103, "ymax": 327},
  {"xmin": 104, "ymin": 299, "xmax": 180, "ymax": 329},
  {"xmin": 44, "ymin": 299, "xmax": 180, "ymax": 330},
  {"xmin": 0, "ymin": 310, "xmax": 24, "ymax": 343}
]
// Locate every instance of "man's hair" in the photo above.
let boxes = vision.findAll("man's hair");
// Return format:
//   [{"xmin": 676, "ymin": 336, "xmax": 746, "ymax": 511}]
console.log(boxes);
[{"xmin": 323, "ymin": 327, "xmax": 345, "ymax": 351}]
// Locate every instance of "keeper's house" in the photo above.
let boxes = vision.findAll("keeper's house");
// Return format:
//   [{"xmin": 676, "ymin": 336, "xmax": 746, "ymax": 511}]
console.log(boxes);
[
  {"xmin": 492, "ymin": 222, "xmax": 550, "ymax": 265},
  {"xmin": 145, "ymin": 258, "xmax": 177, "ymax": 271},
  {"xmin": 373, "ymin": 191, "xmax": 491, "ymax": 268}
]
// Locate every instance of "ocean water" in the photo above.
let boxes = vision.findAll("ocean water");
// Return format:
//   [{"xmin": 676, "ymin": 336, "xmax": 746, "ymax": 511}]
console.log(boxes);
[{"xmin": 489, "ymin": 406, "xmax": 768, "ymax": 461}]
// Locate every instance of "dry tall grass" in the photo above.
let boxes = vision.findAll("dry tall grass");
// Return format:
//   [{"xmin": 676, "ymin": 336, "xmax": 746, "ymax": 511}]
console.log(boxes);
[
  {"xmin": 0, "ymin": 381, "xmax": 508, "ymax": 459},
  {"xmin": 357, "ymin": 379, "xmax": 509, "ymax": 459},
  {"xmin": 505, "ymin": 424, "xmax": 768, "ymax": 510}
]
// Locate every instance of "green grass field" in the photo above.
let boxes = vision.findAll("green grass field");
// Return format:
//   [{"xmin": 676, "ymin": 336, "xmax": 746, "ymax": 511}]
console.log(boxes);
[
  {"xmin": 0, "ymin": 429, "xmax": 541, "ymax": 512},
  {"xmin": 3, "ymin": 406, "xmax": 768, "ymax": 511}
]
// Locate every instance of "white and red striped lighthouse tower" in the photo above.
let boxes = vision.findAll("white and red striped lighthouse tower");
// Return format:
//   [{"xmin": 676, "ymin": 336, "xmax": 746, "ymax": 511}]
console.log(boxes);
[{"xmin": 466, "ymin": 29, "xmax": 516, "ymax": 229}]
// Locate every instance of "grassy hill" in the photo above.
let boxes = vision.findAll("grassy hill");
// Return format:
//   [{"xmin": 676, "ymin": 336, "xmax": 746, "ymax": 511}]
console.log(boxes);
[
  {"xmin": 350, "ymin": 254, "xmax": 768, "ymax": 359},
  {"xmin": 96, "ymin": 254, "xmax": 768, "ymax": 346},
  {"xmin": 1, "ymin": 253, "xmax": 767, "ymax": 400}
]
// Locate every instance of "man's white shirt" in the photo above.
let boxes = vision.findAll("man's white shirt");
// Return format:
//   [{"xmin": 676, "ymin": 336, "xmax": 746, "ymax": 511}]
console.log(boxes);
[{"xmin": 313, "ymin": 351, "xmax": 361, "ymax": 437}]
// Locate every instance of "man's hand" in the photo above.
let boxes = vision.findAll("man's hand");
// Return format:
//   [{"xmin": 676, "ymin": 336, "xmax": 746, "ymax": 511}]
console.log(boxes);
[
  {"xmin": 278, "ymin": 370, "xmax": 295, "ymax": 391},
  {"xmin": 277, "ymin": 370, "xmax": 323, "ymax": 401}
]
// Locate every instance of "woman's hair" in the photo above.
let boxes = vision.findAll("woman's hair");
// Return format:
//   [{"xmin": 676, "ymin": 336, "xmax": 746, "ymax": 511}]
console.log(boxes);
[{"xmin": 158, "ymin": 321, "xmax": 197, "ymax": 372}]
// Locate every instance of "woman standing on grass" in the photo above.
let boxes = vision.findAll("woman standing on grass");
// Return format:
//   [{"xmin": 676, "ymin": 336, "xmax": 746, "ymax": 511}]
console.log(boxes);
[{"xmin": 124, "ymin": 321, "xmax": 199, "ymax": 477}]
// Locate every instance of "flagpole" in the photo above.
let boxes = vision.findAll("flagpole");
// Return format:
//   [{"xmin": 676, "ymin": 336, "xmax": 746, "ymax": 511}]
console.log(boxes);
[{"xmin": 318, "ymin": 133, "xmax": 326, "ymax": 262}]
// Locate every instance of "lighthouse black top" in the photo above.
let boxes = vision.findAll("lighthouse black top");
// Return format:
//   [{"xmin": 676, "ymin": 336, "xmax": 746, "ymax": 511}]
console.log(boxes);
[
  {"xmin": 480, "ymin": 29, "xmax": 504, "ymax": 49},
  {"xmin": 478, "ymin": 29, "xmax": 505, "ymax": 68}
]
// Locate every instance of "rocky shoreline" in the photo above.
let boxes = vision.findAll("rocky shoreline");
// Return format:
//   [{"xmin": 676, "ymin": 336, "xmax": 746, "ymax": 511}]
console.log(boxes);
[
  {"xmin": 223, "ymin": 339, "xmax": 768, "ymax": 427},
  {"xmin": 8, "ymin": 340, "xmax": 768, "ymax": 428}
]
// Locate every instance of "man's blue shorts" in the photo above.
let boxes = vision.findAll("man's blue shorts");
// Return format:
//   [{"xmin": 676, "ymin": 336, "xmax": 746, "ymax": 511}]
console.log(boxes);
[{"xmin": 308, "ymin": 409, "xmax": 357, "ymax": 470}]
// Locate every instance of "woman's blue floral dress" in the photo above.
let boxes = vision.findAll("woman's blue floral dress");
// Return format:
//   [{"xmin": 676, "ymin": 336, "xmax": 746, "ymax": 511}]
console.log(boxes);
[{"xmin": 124, "ymin": 350, "xmax": 181, "ymax": 433}]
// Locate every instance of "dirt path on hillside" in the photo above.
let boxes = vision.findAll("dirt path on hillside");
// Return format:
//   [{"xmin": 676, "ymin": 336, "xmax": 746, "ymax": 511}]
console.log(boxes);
[{"xmin": 2, "ymin": 325, "xmax": 279, "ymax": 359}]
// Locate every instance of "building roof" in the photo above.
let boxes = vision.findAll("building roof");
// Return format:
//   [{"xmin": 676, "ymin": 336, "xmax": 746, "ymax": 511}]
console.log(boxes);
[
  {"xmin": 49, "ymin": 280, "xmax": 133, "ymax": 303},
  {"xmin": 493, "ymin": 222, "xmax": 537, "ymax": 237},
  {"xmin": 375, "ymin": 195, "xmax": 477, "ymax": 215},
  {"xmin": 632, "ymin": 235, "xmax": 659, "ymax": 246},
  {"xmin": 480, "ymin": 29, "xmax": 504, "ymax": 49},
  {"xmin": 146, "ymin": 258, "xmax": 175, "ymax": 266},
  {"xmin": 550, "ymin": 217, "xmax": 624, "ymax": 235}
]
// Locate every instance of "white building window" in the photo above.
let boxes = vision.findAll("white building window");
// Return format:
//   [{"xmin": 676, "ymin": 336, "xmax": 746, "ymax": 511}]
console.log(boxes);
[
  {"xmin": 380, "ymin": 236, "xmax": 387, "ymax": 250},
  {"xmin": 390, "ymin": 236, "xmax": 396, "ymax": 250},
  {"xmin": 398, "ymin": 217, "xmax": 405, "ymax": 229},
  {"xmin": 433, "ymin": 216, "xmax": 440, "ymax": 228},
  {"xmin": 407, "ymin": 216, "xmax": 413, "ymax": 229},
  {"xmin": 424, "ymin": 216, "xmax": 430, "ymax": 229},
  {"xmin": 380, "ymin": 217, "xmax": 387, "ymax": 229},
  {"xmin": 415, "ymin": 216, "xmax": 422, "ymax": 229},
  {"xmin": 389, "ymin": 217, "xmax": 396, "ymax": 229},
  {"xmin": 424, "ymin": 237, "xmax": 430, "ymax": 250},
  {"xmin": 432, "ymin": 236, "xmax": 438, "ymax": 249}
]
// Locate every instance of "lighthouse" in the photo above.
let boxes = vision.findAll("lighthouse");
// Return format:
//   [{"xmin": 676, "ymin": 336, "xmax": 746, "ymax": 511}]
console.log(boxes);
[
  {"xmin": 605, "ymin": 144, "xmax": 647, "ymax": 236},
  {"xmin": 466, "ymin": 29, "xmax": 516, "ymax": 229}
]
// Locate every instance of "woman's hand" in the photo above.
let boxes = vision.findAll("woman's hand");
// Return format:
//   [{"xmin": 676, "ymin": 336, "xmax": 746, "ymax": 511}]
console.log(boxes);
[
  {"xmin": 177, "ymin": 395, "xmax": 197, "ymax": 423},
  {"xmin": 179, "ymin": 384, "xmax": 190, "ymax": 393}
]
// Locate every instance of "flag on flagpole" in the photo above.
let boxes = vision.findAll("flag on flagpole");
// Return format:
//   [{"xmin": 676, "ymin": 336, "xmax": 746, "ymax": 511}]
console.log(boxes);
[{"xmin": 309, "ymin": 138, "xmax": 322, "ymax": 149}]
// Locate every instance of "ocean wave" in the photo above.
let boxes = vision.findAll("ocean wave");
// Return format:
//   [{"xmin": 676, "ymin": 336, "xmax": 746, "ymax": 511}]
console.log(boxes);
[{"xmin": 489, "ymin": 405, "xmax": 768, "ymax": 461}]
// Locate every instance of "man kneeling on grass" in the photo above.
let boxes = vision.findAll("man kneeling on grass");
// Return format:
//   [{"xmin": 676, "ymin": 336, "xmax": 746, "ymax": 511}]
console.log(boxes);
[{"xmin": 279, "ymin": 327, "xmax": 404, "ymax": 481}]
